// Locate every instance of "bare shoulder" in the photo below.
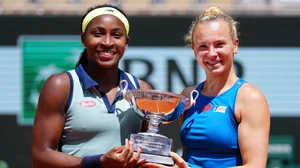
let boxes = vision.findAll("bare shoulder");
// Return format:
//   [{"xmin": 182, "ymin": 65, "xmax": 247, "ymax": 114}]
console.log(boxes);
[
  {"xmin": 138, "ymin": 79, "xmax": 153, "ymax": 89},
  {"xmin": 35, "ymin": 72, "xmax": 71, "ymax": 121},
  {"xmin": 238, "ymin": 83, "xmax": 267, "ymax": 104},
  {"xmin": 43, "ymin": 72, "xmax": 70, "ymax": 91},
  {"xmin": 181, "ymin": 84, "xmax": 198, "ymax": 98},
  {"xmin": 39, "ymin": 72, "xmax": 70, "ymax": 100},
  {"xmin": 236, "ymin": 82, "xmax": 270, "ymax": 121}
]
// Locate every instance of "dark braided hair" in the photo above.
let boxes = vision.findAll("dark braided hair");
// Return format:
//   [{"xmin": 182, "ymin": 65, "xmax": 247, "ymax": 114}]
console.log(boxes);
[{"xmin": 75, "ymin": 4, "xmax": 128, "ymax": 67}]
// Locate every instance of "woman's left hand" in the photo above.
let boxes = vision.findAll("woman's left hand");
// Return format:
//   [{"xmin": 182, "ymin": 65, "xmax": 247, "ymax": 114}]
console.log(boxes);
[{"xmin": 140, "ymin": 152, "xmax": 189, "ymax": 168}]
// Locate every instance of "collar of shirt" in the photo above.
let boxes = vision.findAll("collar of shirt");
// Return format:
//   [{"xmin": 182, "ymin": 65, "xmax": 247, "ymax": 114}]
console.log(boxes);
[{"xmin": 74, "ymin": 64, "xmax": 139, "ymax": 113}]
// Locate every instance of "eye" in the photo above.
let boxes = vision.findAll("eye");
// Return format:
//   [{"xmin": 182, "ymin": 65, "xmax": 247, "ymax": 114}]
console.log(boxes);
[
  {"xmin": 93, "ymin": 31, "xmax": 104, "ymax": 37},
  {"xmin": 198, "ymin": 45, "xmax": 207, "ymax": 50},
  {"xmin": 113, "ymin": 33, "xmax": 122, "ymax": 38},
  {"xmin": 217, "ymin": 43, "xmax": 224, "ymax": 46},
  {"xmin": 216, "ymin": 41, "xmax": 225, "ymax": 47}
]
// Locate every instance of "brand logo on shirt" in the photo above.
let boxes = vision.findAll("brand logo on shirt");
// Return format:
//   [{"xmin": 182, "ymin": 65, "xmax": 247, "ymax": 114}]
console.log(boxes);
[
  {"xmin": 213, "ymin": 106, "xmax": 227, "ymax": 113},
  {"xmin": 202, "ymin": 104, "xmax": 212, "ymax": 112},
  {"xmin": 80, "ymin": 101, "xmax": 96, "ymax": 107}
]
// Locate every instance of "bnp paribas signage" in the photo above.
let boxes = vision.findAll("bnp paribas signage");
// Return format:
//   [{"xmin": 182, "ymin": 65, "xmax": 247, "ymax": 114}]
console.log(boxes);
[{"xmin": 18, "ymin": 35, "xmax": 83, "ymax": 125}]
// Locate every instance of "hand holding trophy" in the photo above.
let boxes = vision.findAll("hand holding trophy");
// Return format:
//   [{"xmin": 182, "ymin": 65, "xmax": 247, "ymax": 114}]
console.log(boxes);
[{"xmin": 120, "ymin": 80, "xmax": 198, "ymax": 166}]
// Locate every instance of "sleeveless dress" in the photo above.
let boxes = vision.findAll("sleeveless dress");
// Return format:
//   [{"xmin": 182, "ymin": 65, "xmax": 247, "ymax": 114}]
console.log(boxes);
[
  {"xmin": 59, "ymin": 64, "xmax": 142, "ymax": 157},
  {"xmin": 180, "ymin": 78, "xmax": 246, "ymax": 167}
]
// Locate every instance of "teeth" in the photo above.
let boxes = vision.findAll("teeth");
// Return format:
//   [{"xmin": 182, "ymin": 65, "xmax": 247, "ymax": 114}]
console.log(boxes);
[
  {"xmin": 207, "ymin": 61, "xmax": 220, "ymax": 65},
  {"xmin": 100, "ymin": 51, "xmax": 114, "ymax": 55}
]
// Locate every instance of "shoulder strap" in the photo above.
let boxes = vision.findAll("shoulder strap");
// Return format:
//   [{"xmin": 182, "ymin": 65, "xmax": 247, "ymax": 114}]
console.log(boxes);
[{"xmin": 124, "ymin": 71, "xmax": 140, "ymax": 89}]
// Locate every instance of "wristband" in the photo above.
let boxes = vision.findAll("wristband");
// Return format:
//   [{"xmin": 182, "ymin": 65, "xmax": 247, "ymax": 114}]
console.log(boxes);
[{"xmin": 82, "ymin": 154, "xmax": 103, "ymax": 168}]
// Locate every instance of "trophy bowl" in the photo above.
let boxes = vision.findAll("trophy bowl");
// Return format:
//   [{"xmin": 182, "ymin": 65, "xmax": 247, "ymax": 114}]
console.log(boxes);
[{"xmin": 120, "ymin": 80, "xmax": 199, "ymax": 165}]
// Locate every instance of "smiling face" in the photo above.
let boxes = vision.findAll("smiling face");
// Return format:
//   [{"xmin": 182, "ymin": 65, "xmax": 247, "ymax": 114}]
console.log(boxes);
[
  {"xmin": 192, "ymin": 20, "xmax": 238, "ymax": 77},
  {"xmin": 81, "ymin": 14, "xmax": 129, "ymax": 68}
]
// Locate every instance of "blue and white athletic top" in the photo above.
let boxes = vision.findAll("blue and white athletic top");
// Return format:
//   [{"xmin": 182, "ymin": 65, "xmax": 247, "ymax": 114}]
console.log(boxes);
[{"xmin": 60, "ymin": 64, "xmax": 142, "ymax": 157}]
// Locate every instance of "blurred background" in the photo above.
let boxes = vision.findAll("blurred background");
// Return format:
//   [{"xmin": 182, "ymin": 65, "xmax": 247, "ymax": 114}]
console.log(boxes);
[{"xmin": 1, "ymin": 0, "xmax": 300, "ymax": 168}]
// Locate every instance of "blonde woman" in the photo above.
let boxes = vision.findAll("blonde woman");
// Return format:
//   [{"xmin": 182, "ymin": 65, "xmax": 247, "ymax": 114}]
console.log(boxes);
[{"xmin": 144, "ymin": 6, "xmax": 270, "ymax": 168}]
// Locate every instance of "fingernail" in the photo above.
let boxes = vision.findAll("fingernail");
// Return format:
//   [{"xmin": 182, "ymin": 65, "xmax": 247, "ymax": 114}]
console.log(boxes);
[{"xmin": 130, "ymin": 140, "xmax": 133, "ymax": 144}]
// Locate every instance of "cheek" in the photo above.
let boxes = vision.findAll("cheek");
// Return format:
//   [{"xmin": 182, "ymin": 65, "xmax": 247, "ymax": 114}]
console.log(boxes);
[
  {"xmin": 85, "ymin": 39, "xmax": 98, "ymax": 48},
  {"xmin": 116, "ymin": 41, "xmax": 127, "ymax": 50},
  {"xmin": 86, "ymin": 34, "xmax": 102, "ymax": 44},
  {"xmin": 194, "ymin": 53, "xmax": 205, "ymax": 66},
  {"xmin": 194, "ymin": 50, "xmax": 204, "ymax": 60},
  {"xmin": 218, "ymin": 48, "xmax": 232, "ymax": 58}
]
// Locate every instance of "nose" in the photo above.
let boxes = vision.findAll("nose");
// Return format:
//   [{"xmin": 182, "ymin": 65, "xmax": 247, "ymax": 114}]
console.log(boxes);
[
  {"xmin": 208, "ymin": 46, "xmax": 217, "ymax": 57},
  {"xmin": 101, "ymin": 35, "xmax": 113, "ymax": 47}
]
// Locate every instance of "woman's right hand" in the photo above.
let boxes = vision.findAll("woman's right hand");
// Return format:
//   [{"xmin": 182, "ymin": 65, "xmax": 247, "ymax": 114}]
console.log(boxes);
[{"xmin": 101, "ymin": 138, "xmax": 146, "ymax": 168}]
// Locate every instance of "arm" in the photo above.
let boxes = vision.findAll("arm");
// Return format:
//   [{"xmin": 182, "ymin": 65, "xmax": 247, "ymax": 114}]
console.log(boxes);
[
  {"xmin": 234, "ymin": 84, "xmax": 270, "ymax": 168},
  {"xmin": 32, "ymin": 73, "xmax": 82, "ymax": 168},
  {"xmin": 32, "ymin": 73, "xmax": 145, "ymax": 168}
]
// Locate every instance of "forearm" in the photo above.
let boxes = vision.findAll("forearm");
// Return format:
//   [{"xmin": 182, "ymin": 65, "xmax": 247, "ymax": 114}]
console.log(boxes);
[{"xmin": 32, "ymin": 149, "xmax": 82, "ymax": 168}]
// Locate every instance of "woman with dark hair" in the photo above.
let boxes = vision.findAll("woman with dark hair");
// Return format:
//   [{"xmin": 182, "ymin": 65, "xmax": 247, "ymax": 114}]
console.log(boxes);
[{"xmin": 32, "ymin": 4, "xmax": 152, "ymax": 168}]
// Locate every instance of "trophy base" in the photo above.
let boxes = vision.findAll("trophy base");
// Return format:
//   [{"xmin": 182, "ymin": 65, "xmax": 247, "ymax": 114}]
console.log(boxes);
[
  {"xmin": 130, "ymin": 133, "xmax": 174, "ymax": 166},
  {"xmin": 135, "ymin": 151, "xmax": 174, "ymax": 166}
]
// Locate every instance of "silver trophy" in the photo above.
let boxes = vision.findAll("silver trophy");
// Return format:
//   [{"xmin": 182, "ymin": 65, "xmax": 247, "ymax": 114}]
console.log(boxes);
[{"xmin": 120, "ymin": 80, "xmax": 199, "ymax": 165}]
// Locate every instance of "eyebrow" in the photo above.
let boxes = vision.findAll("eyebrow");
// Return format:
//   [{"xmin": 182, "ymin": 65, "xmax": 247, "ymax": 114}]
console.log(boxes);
[{"xmin": 91, "ymin": 26, "xmax": 124, "ymax": 32}]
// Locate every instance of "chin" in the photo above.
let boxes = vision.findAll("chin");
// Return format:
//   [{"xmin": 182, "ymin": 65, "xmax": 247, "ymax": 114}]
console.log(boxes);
[
  {"xmin": 210, "ymin": 69, "xmax": 225, "ymax": 76},
  {"xmin": 100, "ymin": 61, "xmax": 119, "ymax": 68},
  {"xmin": 97, "ymin": 62, "xmax": 112, "ymax": 68}
]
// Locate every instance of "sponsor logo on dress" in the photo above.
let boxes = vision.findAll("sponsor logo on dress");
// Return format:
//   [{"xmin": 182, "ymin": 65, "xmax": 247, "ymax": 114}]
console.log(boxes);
[
  {"xmin": 80, "ymin": 101, "xmax": 96, "ymax": 107},
  {"xmin": 213, "ymin": 106, "xmax": 227, "ymax": 113},
  {"xmin": 202, "ymin": 104, "xmax": 212, "ymax": 112}
]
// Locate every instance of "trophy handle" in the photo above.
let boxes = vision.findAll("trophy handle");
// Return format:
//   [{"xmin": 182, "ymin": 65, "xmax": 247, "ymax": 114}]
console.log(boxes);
[
  {"xmin": 190, "ymin": 90, "xmax": 199, "ymax": 107},
  {"xmin": 120, "ymin": 79, "xmax": 129, "ymax": 98},
  {"xmin": 119, "ymin": 79, "xmax": 146, "ymax": 119},
  {"xmin": 163, "ymin": 90, "xmax": 199, "ymax": 123}
]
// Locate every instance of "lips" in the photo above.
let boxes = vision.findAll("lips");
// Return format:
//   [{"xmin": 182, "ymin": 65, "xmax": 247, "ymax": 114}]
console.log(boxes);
[
  {"xmin": 206, "ymin": 61, "xmax": 222, "ymax": 65},
  {"xmin": 100, "ymin": 51, "xmax": 115, "ymax": 56},
  {"xmin": 97, "ymin": 51, "xmax": 116, "ymax": 61}
]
